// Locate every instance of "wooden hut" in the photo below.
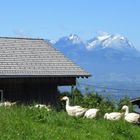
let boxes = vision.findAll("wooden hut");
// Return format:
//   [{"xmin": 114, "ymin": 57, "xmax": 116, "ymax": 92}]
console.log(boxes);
[
  {"xmin": 130, "ymin": 97, "xmax": 140, "ymax": 108},
  {"xmin": 0, "ymin": 37, "xmax": 90, "ymax": 105}
]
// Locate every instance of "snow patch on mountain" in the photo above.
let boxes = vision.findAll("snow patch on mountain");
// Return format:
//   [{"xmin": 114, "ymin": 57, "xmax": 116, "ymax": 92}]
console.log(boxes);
[
  {"xmin": 67, "ymin": 34, "xmax": 83, "ymax": 44},
  {"xmin": 49, "ymin": 39, "xmax": 57, "ymax": 44}
]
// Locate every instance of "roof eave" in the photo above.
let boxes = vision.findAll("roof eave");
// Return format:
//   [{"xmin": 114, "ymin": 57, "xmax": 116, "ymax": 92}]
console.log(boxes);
[{"xmin": 0, "ymin": 74, "xmax": 91, "ymax": 79}]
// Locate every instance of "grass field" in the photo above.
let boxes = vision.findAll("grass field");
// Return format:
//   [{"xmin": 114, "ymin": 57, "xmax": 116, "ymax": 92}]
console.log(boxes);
[{"xmin": 0, "ymin": 106, "xmax": 140, "ymax": 140}]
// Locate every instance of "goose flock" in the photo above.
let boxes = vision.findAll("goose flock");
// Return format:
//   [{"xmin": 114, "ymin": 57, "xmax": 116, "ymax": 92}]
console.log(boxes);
[
  {"xmin": 61, "ymin": 96, "xmax": 140, "ymax": 124},
  {"xmin": 0, "ymin": 96, "xmax": 139, "ymax": 124}
]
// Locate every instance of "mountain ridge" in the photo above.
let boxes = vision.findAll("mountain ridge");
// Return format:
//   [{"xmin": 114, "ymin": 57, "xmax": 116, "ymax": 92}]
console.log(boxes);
[{"xmin": 49, "ymin": 33, "xmax": 140, "ymax": 84}]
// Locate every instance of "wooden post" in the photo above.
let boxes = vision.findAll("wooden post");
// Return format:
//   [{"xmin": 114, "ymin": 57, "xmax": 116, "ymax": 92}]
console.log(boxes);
[
  {"xmin": 0, "ymin": 90, "xmax": 3, "ymax": 102},
  {"xmin": 71, "ymin": 85, "xmax": 74, "ymax": 105}
]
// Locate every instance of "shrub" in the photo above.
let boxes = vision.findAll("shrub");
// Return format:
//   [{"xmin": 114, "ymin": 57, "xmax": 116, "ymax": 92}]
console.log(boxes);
[{"xmin": 118, "ymin": 96, "xmax": 133, "ymax": 111}]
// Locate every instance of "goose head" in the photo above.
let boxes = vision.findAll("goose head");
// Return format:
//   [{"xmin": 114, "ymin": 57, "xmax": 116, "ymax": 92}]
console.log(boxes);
[
  {"xmin": 121, "ymin": 105, "xmax": 129, "ymax": 111},
  {"xmin": 61, "ymin": 96, "xmax": 69, "ymax": 101},
  {"xmin": 121, "ymin": 105, "xmax": 129, "ymax": 115},
  {"xmin": 61, "ymin": 96, "xmax": 70, "ymax": 107},
  {"xmin": 104, "ymin": 113, "xmax": 108, "ymax": 119}
]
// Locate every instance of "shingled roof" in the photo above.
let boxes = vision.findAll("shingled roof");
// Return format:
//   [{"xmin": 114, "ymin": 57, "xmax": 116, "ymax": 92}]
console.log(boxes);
[{"xmin": 0, "ymin": 37, "xmax": 90, "ymax": 78}]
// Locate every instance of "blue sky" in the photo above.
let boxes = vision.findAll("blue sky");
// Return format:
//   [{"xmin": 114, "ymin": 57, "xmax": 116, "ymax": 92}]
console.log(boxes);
[{"xmin": 0, "ymin": 0, "xmax": 140, "ymax": 49}]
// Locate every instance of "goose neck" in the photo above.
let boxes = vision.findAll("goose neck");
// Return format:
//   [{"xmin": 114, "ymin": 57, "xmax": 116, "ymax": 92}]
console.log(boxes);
[
  {"xmin": 125, "ymin": 107, "xmax": 129, "ymax": 115},
  {"xmin": 66, "ymin": 98, "xmax": 70, "ymax": 107}
]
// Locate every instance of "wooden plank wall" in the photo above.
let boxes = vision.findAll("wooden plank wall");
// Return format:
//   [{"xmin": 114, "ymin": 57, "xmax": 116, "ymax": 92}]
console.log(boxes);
[{"xmin": 0, "ymin": 77, "xmax": 76, "ymax": 105}]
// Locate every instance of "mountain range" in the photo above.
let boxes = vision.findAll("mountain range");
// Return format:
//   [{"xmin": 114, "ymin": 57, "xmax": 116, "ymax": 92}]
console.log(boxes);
[{"xmin": 48, "ymin": 32, "xmax": 140, "ymax": 88}]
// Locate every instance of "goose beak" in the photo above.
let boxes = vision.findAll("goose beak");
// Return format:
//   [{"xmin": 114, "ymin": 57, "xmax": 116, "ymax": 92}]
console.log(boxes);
[{"xmin": 121, "ymin": 108, "xmax": 125, "ymax": 112}]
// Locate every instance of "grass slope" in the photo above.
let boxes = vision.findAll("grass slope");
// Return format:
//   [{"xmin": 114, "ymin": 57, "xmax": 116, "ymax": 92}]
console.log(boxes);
[{"xmin": 0, "ymin": 106, "xmax": 140, "ymax": 140}]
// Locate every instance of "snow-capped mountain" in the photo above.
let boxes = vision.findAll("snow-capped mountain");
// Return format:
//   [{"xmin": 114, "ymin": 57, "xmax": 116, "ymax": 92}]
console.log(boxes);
[
  {"xmin": 86, "ymin": 32, "xmax": 135, "ymax": 51},
  {"xmin": 53, "ymin": 34, "xmax": 86, "ymax": 61},
  {"xmin": 50, "ymin": 33, "xmax": 140, "ymax": 84},
  {"xmin": 53, "ymin": 34, "xmax": 84, "ymax": 46},
  {"xmin": 53, "ymin": 33, "xmax": 136, "ymax": 51}
]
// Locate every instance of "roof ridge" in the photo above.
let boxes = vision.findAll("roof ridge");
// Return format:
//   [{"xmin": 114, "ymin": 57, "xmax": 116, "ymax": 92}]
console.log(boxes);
[{"xmin": 0, "ymin": 36, "xmax": 44, "ymax": 40}]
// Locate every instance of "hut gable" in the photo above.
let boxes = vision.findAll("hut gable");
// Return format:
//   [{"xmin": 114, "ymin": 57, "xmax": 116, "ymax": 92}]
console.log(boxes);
[{"xmin": 0, "ymin": 37, "xmax": 90, "ymax": 78}]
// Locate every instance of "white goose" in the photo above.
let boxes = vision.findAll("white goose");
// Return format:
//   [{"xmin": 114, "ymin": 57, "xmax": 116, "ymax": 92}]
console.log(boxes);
[
  {"xmin": 84, "ymin": 108, "xmax": 99, "ymax": 119},
  {"xmin": 122, "ymin": 105, "xmax": 140, "ymax": 124},
  {"xmin": 104, "ymin": 112, "xmax": 123, "ymax": 121},
  {"xmin": 61, "ymin": 96, "xmax": 87, "ymax": 117},
  {"xmin": 34, "ymin": 104, "xmax": 51, "ymax": 111},
  {"xmin": 0, "ymin": 101, "xmax": 16, "ymax": 107}
]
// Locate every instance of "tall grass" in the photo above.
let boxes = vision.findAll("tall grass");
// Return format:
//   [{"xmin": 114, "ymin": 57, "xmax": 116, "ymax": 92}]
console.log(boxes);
[{"xmin": 0, "ymin": 106, "xmax": 140, "ymax": 140}]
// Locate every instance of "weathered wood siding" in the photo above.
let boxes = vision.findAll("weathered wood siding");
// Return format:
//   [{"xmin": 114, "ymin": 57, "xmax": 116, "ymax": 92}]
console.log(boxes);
[{"xmin": 0, "ymin": 77, "xmax": 76, "ymax": 105}]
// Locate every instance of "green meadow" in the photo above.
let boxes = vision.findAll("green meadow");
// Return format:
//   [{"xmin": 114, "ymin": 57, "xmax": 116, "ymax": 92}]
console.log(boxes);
[{"xmin": 0, "ymin": 106, "xmax": 140, "ymax": 140}]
